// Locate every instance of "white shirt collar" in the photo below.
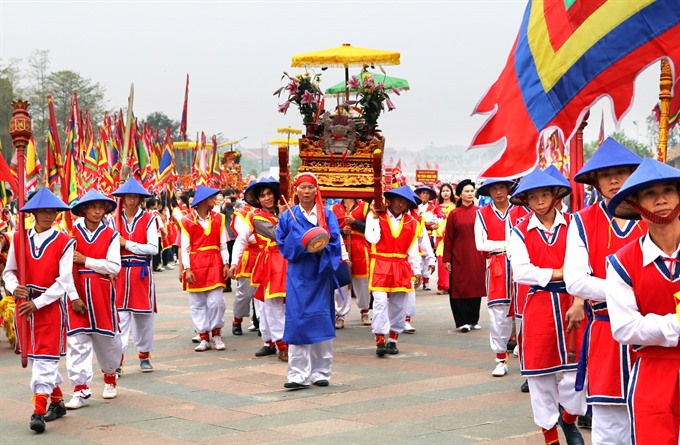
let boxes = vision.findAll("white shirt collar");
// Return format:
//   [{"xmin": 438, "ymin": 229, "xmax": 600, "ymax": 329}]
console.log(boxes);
[
  {"xmin": 300, "ymin": 205, "xmax": 318, "ymax": 218},
  {"xmin": 527, "ymin": 209, "xmax": 567, "ymax": 233},
  {"xmin": 387, "ymin": 208, "xmax": 404, "ymax": 221},
  {"xmin": 641, "ymin": 234, "xmax": 680, "ymax": 267},
  {"xmin": 28, "ymin": 226, "xmax": 56, "ymax": 240}
]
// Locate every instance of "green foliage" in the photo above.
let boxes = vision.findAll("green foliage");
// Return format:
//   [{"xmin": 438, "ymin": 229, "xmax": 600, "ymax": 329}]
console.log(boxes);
[
  {"xmin": 0, "ymin": 77, "xmax": 13, "ymax": 160},
  {"xmin": 645, "ymin": 112, "xmax": 680, "ymax": 149},
  {"xmin": 48, "ymin": 70, "xmax": 107, "ymax": 129},
  {"xmin": 584, "ymin": 130, "xmax": 653, "ymax": 161},
  {"xmin": 25, "ymin": 50, "xmax": 51, "ymax": 151},
  {"xmin": 145, "ymin": 112, "xmax": 180, "ymax": 139},
  {"xmin": 290, "ymin": 155, "xmax": 301, "ymax": 177}
]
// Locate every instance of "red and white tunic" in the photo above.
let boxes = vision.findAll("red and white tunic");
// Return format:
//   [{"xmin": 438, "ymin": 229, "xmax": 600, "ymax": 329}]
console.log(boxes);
[
  {"xmin": 248, "ymin": 209, "xmax": 287, "ymax": 301},
  {"xmin": 180, "ymin": 210, "xmax": 227, "ymax": 292},
  {"xmin": 475, "ymin": 203, "xmax": 512, "ymax": 306},
  {"xmin": 230, "ymin": 206, "xmax": 259, "ymax": 279},
  {"xmin": 509, "ymin": 211, "xmax": 581, "ymax": 375},
  {"xmin": 332, "ymin": 201, "xmax": 370, "ymax": 278},
  {"xmin": 114, "ymin": 209, "xmax": 157, "ymax": 313},
  {"xmin": 607, "ymin": 236, "xmax": 680, "ymax": 445},
  {"xmin": 5, "ymin": 228, "xmax": 75, "ymax": 360},
  {"xmin": 508, "ymin": 205, "xmax": 531, "ymax": 319},
  {"xmin": 367, "ymin": 211, "xmax": 420, "ymax": 293},
  {"xmin": 565, "ymin": 201, "xmax": 646, "ymax": 404},
  {"xmin": 69, "ymin": 221, "xmax": 121, "ymax": 337}
]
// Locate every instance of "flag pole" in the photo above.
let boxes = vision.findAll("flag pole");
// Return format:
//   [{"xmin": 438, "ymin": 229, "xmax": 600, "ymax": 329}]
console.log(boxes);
[
  {"xmin": 120, "ymin": 83, "xmax": 135, "ymax": 181},
  {"xmin": 9, "ymin": 100, "xmax": 31, "ymax": 368},
  {"xmin": 658, "ymin": 59, "xmax": 673, "ymax": 163}
]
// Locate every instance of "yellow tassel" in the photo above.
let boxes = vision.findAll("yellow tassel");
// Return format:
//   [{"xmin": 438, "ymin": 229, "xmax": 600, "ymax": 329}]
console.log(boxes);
[{"xmin": 0, "ymin": 298, "xmax": 16, "ymax": 349}]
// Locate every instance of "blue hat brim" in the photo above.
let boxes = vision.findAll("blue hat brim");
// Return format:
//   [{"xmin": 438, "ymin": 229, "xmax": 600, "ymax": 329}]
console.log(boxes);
[
  {"xmin": 71, "ymin": 190, "xmax": 117, "ymax": 217},
  {"xmin": 414, "ymin": 186, "xmax": 436, "ymax": 200},
  {"xmin": 20, "ymin": 188, "xmax": 70, "ymax": 213},
  {"xmin": 477, "ymin": 179, "xmax": 515, "ymax": 197},
  {"xmin": 191, "ymin": 186, "xmax": 221, "ymax": 208},
  {"xmin": 112, "ymin": 178, "xmax": 152, "ymax": 197},
  {"xmin": 607, "ymin": 158, "xmax": 680, "ymax": 220},
  {"xmin": 510, "ymin": 169, "xmax": 571, "ymax": 206},
  {"xmin": 574, "ymin": 138, "xmax": 643, "ymax": 185},
  {"xmin": 244, "ymin": 179, "xmax": 280, "ymax": 208},
  {"xmin": 384, "ymin": 185, "xmax": 418, "ymax": 209}
]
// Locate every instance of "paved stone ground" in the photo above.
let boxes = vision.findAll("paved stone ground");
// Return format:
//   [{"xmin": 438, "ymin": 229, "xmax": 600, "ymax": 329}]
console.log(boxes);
[{"xmin": 0, "ymin": 269, "xmax": 591, "ymax": 444}]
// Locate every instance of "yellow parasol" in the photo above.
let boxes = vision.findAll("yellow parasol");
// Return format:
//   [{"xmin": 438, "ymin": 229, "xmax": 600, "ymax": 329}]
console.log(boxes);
[
  {"xmin": 291, "ymin": 43, "xmax": 400, "ymax": 101},
  {"xmin": 277, "ymin": 127, "xmax": 302, "ymax": 135},
  {"xmin": 268, "ymin": 138, "xmax": 299, "ymax": 146}
]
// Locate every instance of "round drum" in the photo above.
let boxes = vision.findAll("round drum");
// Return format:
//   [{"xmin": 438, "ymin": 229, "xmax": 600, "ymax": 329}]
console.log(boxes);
[{"xmin": 301, "ymin": 227, "xmax": 329, "ymax": 253}]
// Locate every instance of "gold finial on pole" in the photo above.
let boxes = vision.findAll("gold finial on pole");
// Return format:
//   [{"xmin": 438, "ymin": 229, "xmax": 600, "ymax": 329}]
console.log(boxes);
[{"xmin": 658, "ymin": 59, "xmax": 673, "ymax": 163}]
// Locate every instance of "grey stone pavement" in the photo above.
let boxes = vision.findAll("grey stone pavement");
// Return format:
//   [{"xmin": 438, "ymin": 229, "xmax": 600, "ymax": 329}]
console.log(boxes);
[{"xmin": 0, "ymin": 268, "xmax": 592, "ymax": 444}]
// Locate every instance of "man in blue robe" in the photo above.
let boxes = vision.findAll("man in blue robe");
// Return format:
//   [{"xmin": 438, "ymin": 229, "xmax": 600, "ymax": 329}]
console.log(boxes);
[{"xmin": 276, "ymin": 172, "xmax": 342, "ymax": 389}]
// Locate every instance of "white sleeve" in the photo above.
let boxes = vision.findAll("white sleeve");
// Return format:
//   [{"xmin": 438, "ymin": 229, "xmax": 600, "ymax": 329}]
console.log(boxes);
[
  {"xmin": 474, "ymin": 213, "xmax": 507, "ymax": 253},
  {"xmin": 507, "ymin": 228, "xmax": 553, "ymax": 287},
  {"xmin": 229, "ymin": 217, "xmax": 252, "ymax": 267},
  {"xmin": 340, "ymin": 237, "xmax": 349, "ymax": 261},
  {"xmin": 564, "ymin": 221, "xmax": 606, "ymax": 301},
  {"xmin": 418, "ymin": 227, "xmax": 435, "ymax": 265},
  {"xmin": 2, "ymin": 241, "xmax": 18, "ymax": 295},
  {"xmin": 407, "ymin": 237, "xmax": 422, "ymax": 276},
  {"xmin": 606, "ymin": 261, "xmax": 680, "ymax": 347},
  {"xmin": 220, "ymin": 220, "xmax": 229, "ymax": 265},
  {"xmin": 84, "ymin": 232, "xmax": 122, "ymax": 275},
  {"xmin": 125, "ymin": 216, "xmax": 159, "ymax": 256},
  {"xmin": 33, "ymin": 240, "xmax": 76, "ymax": 309},
  {"xmin": 364, "ymin": 212, "xmax": 381, "ymax": 245}
]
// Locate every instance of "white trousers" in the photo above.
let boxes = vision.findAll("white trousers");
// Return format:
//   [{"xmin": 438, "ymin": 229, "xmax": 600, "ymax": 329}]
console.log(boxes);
[
  {"xmin": 189, "ymin": 289, "xmax": 226, "ymax": 333},
  {"xmin": 405, "ymin": 290, "xmax": 416, "ymax": 318},
  {"xmin": 352, "ymin": 277, "xmax": 370, "ymax": 311},
  {"xmin": 527, "ymin": 371, "xmax": 587, "ymax": 430},
  {"xmin": 30, "ymin": 359, "xmax": 63, "ymax": 395},
  {"xmin": 233, "ymin": 277, "xmax": 255, "ymax": 320},
  {"xmin": 254, "ymin": 297, "xmax": 285, "ymax": 344},
  {"xmin": 372, "ymin": 291, "xmax": 407, "ymax": 337},
  {"xmin": 118, "ymin": 311, "xmax": 154, "ymax": 354},
  {"xmin": 67, "ymin": 333, "xmax": 122, "ymax": 387},
  {"xmin": 420, "ymin": 256, "xmax": 431, "ymax": 279},
  {"xmin": 488, "ymin": 304, "xmax": 513, "ymax": 355},
  {"xmin": 334, "ymin": 285, "xmax": 352, "ymax": 319},
  {"xmin": 591, "ymin": 404, "xmax": 631, "ymax": 445},
  {"xmin": 287, "ymin": 340, "xmax": 333, "ymax": 385}
]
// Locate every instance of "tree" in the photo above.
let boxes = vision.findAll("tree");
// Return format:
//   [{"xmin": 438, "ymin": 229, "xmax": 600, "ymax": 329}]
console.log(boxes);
[
  {"xmin": 290, "ymin": 155, "xmax": 301, "ymax": 177},
  {"xmin": 0, "ymin": 77, "xmax": 14, "ymax": 160},
  {"xmin": 48, "ymin": 70, "xmax": 107, "ymax": 129},
  {"xmin": 645, "ymin": 111, "xmax": 680, "ymax": 150},
  {"xmin": 584, "ymin": 130, "xmax": 653, "ymax": 161},
  {"xmin": 25, "ymin": 50, "xmax": 51, "ymax": 153},
  {"xmin": 145, "ymin": 112, "xmax": 180, "ymax": 139}
]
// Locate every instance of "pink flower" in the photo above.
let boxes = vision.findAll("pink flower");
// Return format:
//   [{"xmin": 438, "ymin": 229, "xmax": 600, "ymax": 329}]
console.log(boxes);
[
  {"xmin": 278, "ymin": 102, "xmax": 291, "ymax": 114},
  {"xmin": 301, "ymin": 90, "xmax": 317, "ymax": 105},
  {"xmin": 391, "ymin": 87, "xmax": 401, "ymax": 96},
  {"xmin": 385, "ymin": 97, "xmax": 396, "ymax": 111},
  {"xmin": 364, "ymin": 76, "xmax": 375, "ymax": 89},
  {"xmin": 285, "ymin": 79, "xmax": 299, "ymax": 95},
  {"xmin": 347, "ymin": 75, "xmax": 360, "ymax": 89}
]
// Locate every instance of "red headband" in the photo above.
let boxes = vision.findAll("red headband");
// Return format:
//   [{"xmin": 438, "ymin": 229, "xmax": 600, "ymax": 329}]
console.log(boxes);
[{"xmin": 294, "ymin": 173, "xmax": 318, "ymax": 187}]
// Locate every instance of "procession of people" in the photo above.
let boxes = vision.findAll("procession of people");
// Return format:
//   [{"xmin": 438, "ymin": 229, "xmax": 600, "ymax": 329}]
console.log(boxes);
[{"xmin": 1, "ymin": 136, "xmax": 678, "ymax": 443}]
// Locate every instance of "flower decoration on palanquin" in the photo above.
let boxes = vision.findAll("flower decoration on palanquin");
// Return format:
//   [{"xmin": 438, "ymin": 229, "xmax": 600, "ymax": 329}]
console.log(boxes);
[
  {"xmin": 274, "ymin": 71, "xmax": 323, "ymax": 123},
  {"xmin": 348, "ymin": 72, "xmax": 399, "ymax": 128}
]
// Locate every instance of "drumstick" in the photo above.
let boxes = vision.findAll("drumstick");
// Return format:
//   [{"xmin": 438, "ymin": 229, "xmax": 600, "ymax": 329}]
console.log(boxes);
[{"xmin": 281, "ymin": 196, "xmax": 299, "ymax": 223}]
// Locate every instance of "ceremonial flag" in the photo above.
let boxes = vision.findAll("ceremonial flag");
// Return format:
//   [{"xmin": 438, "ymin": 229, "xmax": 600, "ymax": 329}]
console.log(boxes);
[
  {"xmin": 470, "ymin": 0, "xmax": 680, "ymax": 178},
  {"xmin": 45, "ymin": 96, "xmax": 63, "ymax": 190},
  {"xmin": 9, "ymin": 137, "xmax": 41, "ymax": 192},
  {"xmin": 0, "ymin": 140, "xmax": 17, "ymax": 194},
  {"xmin": 137, "ymin": 123, "xmax": 152, "ymax": 188},
  {"xmin": 82, "ymin": 112, "xmax": 99, "ymax": 186},
  {"xmin": 180, "ymin": 74, "xmax": 189, "ymax": 142},
  {"xmin": 653, "ymin": 74, "xmax": 680, "ymax": 130},
  {"xmin": 209, "ymin": 135, "xmax": 221, "ymax": 187},
  {"xmin": 598, "ymin": 110, "xmax": 605, "ymax": 146},
  {"xmin": 157, "ymin": 128, "xmax": 176, "ymax": 190},
  {"xmin": 63, "ymin": 95, "xmax": 81, "ymax": 205}
]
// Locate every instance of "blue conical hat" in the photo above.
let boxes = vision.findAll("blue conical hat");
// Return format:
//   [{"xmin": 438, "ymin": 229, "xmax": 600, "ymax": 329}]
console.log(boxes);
[
  {"xmin": 71, "ymin": 189, "xmax": 117, "ymax": 217},
  {"xmin": 543, "ymin": 165, "xmax": 571, "ymax": 187},
  {"xmin": 244, "ymin": 177, "xmax": 280, "ymax": 208},
  {"xmin": 411, "ymin": 190, "xmax": 422, "ymax": 205},
  {"xmin": 191, "ymin": 185, "xmax": 220, "ymax": 208},
  {"xmin": 574, "ymin": 138, "xmax": 643, "ymax": 185},
  {"xmin": 384, "ymin": 185, "xmax": 418, "ymax": 209},
  {"xmin": 607, "ymin": 158, "xmax": 680, "ymax": 220},
  {"xmin": 21, "ymin": 187, "xmax": 70, "ymax": 213},
  {"xmin": 510, "ymin": 168, "xmax": 571, "ymax": 205},
  {"xmin": 414, "ymin": 185, "xmax": 436, "ymax": 200},
  {"xmin": 477, "ymin": 178, "xmax": 515, "ymax": 197},
  {"xmin": 112, "ymin": 178, "xmax": 151, "ymax": 197}
]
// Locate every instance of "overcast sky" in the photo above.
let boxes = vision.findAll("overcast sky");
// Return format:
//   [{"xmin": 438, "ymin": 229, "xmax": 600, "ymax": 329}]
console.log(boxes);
[{"xmin": 0, "ymin": 0, "xmax": 664, "ymax": 165}]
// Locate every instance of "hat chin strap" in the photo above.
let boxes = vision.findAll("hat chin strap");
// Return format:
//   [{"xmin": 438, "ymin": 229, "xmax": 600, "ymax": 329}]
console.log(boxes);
[{"xmin": 626, "ymin": 199, "xmax": 680, "ymax": 225}]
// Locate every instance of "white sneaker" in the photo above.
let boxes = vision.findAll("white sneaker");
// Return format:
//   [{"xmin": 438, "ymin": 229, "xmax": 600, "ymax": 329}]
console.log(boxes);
[
  {"xmin": 65, "ymin": 392, "xmax": 91, "ymax": 409},
  {"xmin": 513, "ymin": 345, "xmax": 519, "ymax": 357},
  {"xmin": 191, "ymin": 334, "xmax": 201, "ymax": 344},
  {"xmin": 472, "ymin": 324, "xmax": 482, "ymax": 330},
  {"xmin": 164, "ymin": 264, "xmax": 175, "ymax": 270},
  {"xmin": 194, "ymin": 339, "xmax": 211, "ymax": 352},
  {"xmin": 102, "ymin": 384, "xmax": 117, "ymax": 399},
  {"xmin": 457, "ymin": 324, "xmax": 471, "ymax": 333},
  {"xmin": 492, "ymin": 361, "xmax": 508, "ymax": 377},
  {"xmin": 403, "ymin": 321, "xmax": 416, "ymax": 333},
  {"xmin": 211, "ymin": 336, "xmax": 226, "ymax": 351}
]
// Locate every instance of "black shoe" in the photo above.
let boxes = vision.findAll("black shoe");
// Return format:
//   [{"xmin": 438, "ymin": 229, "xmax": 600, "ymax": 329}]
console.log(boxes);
[
  {"xmin": 283, "ymin": 382, "xmax": 310, "ymax": 390},
  {"xmin": 521, "ymin": 379, "xmax": 530, "ymax": 393},
  {"xmin": 44, "ymin": 400, "xmax": 66, "ymax": 422},
  {"xmin": 232, "ymin": 322, "xmax": 243, "ymax": 336},
  {"xmin": 376, "ymin": 343, "xmax": 388, "ymax": 357},
  {"xmin": 313, "ymin": 380, "xmax": 329, "ymax": 387},
  {"xmin": 507, "ymin": 338, "xmax": 517, "ymax": 351},
  {"xmin": 255, "ymin": 345, "xmax": 276, "ymax": 357},
  {"xmin": 387, "ymin": 342, "xmax": 399, "ymax": 355},
  {"xmin": 558, "ymin": 413, "xmax": 585, "ymax": 445},
  {"xmin": 225, "ymin": 286, "xmax": 232, "ymax": 293},
  {"xmin": 30, "ymin": 414, "xmax": 46, "ymax": 433},
  {"xmin": 577, "ymin": 413, "xmax": 592, "ymax": 429}
]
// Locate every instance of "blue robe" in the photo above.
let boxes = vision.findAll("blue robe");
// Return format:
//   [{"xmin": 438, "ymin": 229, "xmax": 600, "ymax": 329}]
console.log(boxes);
[{"xmin": 276, "ymin": 205, "xmax": 342, "ymax": 345}]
